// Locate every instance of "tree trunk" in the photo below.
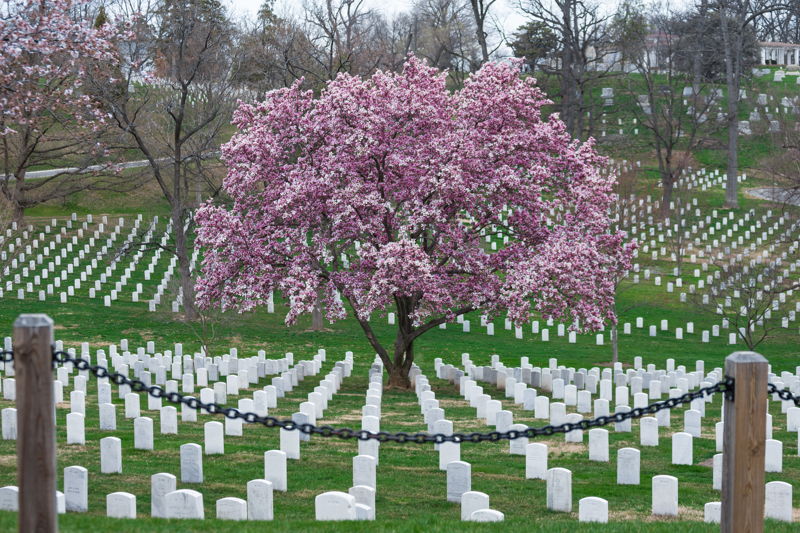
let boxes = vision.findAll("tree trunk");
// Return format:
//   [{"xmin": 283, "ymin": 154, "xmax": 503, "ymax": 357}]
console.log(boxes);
[
  {"xmin": 195, "ymin": 174, "xmax": 202, "ymax": 207},
  {"xmin": 173, "ymin": 208, "xmax": 196, "ymax": 320},
  {"xmin": 8, "ymin": 171, "xmax": 25, "ymax": 224},
  {"xmin": 387, "ymin": 306, "xmax": 415, "ymax": 390},
  {"xmin": 575, "ymin": 85, "xmax": 585, "ymax": 138},
  {"xmin": 720, "ymin": 10, "xmax": 740, "ymax": 209},
  {"xmin": 12, "ymin": 202, "xmax": 24, "ymax": 225},
  {"xmin": 311, "ymin": 292, "xmax": 324, "ymax": 331},
  {"xmin": 387, "ymin": 362, "xmax": 412, "ymax": 389},
  {"xmin": 692, "ymin": 53, "xmax": 702, "ymax": 95},
  {"xmin": 469, "ymin": 0, "xmax": 490, "ymax": 64},
  {"xmin": 560, "ymin": 2, "xmax": 576, "ymax": 136},
  {"xmin": 661, "ymin": 175, "xmax": 674, "ymax": 218},
  {"xmin": 724, "ymin": 100, "xmax": 739, "ymax": 208},
  {"xmin": 611, "ymin": 323, "xmax": 618, "ymax": 365}
]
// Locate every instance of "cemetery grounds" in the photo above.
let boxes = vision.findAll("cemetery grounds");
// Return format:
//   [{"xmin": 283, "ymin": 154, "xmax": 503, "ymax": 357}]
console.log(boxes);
[{"xmin": 0, "ymin": 69, "xmax": 799, "ymax": 532}]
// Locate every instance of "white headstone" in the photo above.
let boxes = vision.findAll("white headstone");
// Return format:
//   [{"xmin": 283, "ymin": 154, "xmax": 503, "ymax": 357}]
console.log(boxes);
[
  {"xmin": 526, "ymin": 443, "xmax": 548, "ymax": 479},
  {"xmin": 651, "ymin": 475, "xmax": 678, "ymax": 516},
  {"xmin": 160, "ymin": 406, "xmax": 177, "ymax": 435},
  {"xmin": 64, "ymin": 466, "xmax": 88, "ymax": 512},
  {"xmin": 672, "ymin": 432, "xmax": 692, "ymax": 465},
  {"xmin": 247, "ymin": 479, "xmax": 274, "ymax": 521},
  {"xmin": 106, "ymin": 492, "xmax": 136, "ymax": 519},
  {"xmin": 546, "ymin": 467, "xmax": 572, "ymax": 512},
  {"xmin": 617, "ymin": 448, "xmax": 640, "ymax": 485},
  {"xmin": 0, "ymin": 486, "xmax": 18, "ymax": 511},
  {"xmin": 264, "ymin": 450, "xmax": 287, "ymax": 491},
  {"xmin": 1, "ymin": 408, "xmax": 16, "ymax": 440},
  {"xmin": 446, "ymin": 461, "xmax": 471, "ymax": 503},
  {"xmin": 713, "ymin": 453, "xmax": 722, "ymax": 491},
  {"xmin": 764, "ymin": 481, "xmax": 792, "ymax": 522},
  {"xmin": 470, "ymin": 509, "xmax": 504, "ymax": 522},
  {"xmin": 278, "ymin": 424, "xmax": 299, "ymax": 458},
  {"xmin": 216, "ymin": 497, "xmax": 247, "ymax": 520},
  {"xmin": 765, "ymin": 439, "xmax": 783, "ymax": 472},
  {"xmin": 349, "ymin": 485, "xmax": 375, "ymax": 520},
  {"xmin": 151, "ymin": 473, "xmax": 176, "ymax": 518},
  {"xmin": 640, "ymin": 416, "xmax": 658, "ymax": 446},
  {"xmin": 66, "ymin": 412, "xmax": 85, "ymax": 445},
  {"xmin": 684, "ymin": 409, "xmax": 701, "ymax": 438},
  {"xmin": 164, "ymin": 489, "xmax": 204, "ymax": 519},
  {"xmin": 204, "ymin": 421, "xmax": 224, "ymax": 455},
  {"xmin": 579, "ymin": 496, "xmax": 608, "ymax": 523},
  {"xmin": 460, "ymin": 491, "xmax": 490, "ymax": 521},
  {"xmin": 99, "ymin": 403, "xmax": 116, "ymax": 431},
  {"xmin": 588, "ymin": 428, "xmax": 608, "ymax": 461},
  {"xmin": 704, "ymin": 501, "xmax": 721, "ymax": 523},
  {"xmin": 353, "ymin": 455, "xmax": 376, "ymax": 489},
  {"xmin": 134, "ymin": 417, "xmax": 154, "ymax": 450},
  {"xmin": 180, "ymin": 443, "xmax": 203, "ymax": 483},
  {"xmin": 315, "ymin": 491, "xmax": 357, "ymax": 521},
  {"xmin": 100, "ymin": 437, "xmax": 122, "ymax": 474}
]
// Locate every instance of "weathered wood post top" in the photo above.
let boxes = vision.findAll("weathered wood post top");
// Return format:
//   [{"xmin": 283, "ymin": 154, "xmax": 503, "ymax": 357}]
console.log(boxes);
[
  {"xmin": 13, "ymin": 314, "xmax": 57, "ymax": 533},
  {"xmin": 721, "ymin": 351, "xmax": 768, "ymax": 533}
]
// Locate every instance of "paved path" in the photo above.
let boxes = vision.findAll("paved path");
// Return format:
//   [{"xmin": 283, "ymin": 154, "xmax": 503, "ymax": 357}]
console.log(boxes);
[
  {"xmin": 4, "ymin": 151, "xmax": 219, "ymax": 181},
  {"xmin": 748, "ymin": 187, "xmax": 800, "ymax": 206},
  {"xmin": 2, "ymin": 159, "xmax": 151, "ymax": 181}
]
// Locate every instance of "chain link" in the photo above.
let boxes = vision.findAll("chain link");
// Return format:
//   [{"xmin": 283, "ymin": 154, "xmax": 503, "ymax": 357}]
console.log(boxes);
[
  {"xmin": 0, "ymin": 350, "xmax": 12, "ymax": 364},
  {"xmin": 1, "ymin": 348, "xmax": 737, "ymax": 443},
  {"xmin": 768, "ymin": 382, "xmax": 800, "ymax": 406}
]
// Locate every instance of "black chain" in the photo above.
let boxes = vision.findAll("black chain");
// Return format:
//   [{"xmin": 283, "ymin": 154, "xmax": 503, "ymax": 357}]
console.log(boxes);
[
  {"xmin": 6, "ymin": 348, "xmax": 736, "ymax": 443},
  {"xmin": 768, "ymin": 382, "xmax": 800, "ymax": 406},
  {"xmin": 0, "ymin": 350, "xmax": 12, "ymax": 363}
]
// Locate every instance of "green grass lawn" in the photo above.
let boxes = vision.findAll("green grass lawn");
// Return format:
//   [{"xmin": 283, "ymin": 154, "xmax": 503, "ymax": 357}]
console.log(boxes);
[
  {"xmin": 0, "ymin": 73, "xmax": 799, "ymax": 531},
  {"xmin": 0, "ymin": 259, "xmax": 798, "ymax": 531}
]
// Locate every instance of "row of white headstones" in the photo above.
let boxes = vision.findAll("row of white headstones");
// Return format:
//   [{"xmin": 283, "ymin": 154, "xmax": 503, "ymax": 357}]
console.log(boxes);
[
  {"xmin": 0, "ymin": 213, "xmax": 201, "ymax": 313},
  {"xmin": 1, "ymin": 160, "xmax": 795, "ymax": 338},
  {"xmin": 0, "ymin": 339, "xmax": 389, "ymax": 520},
  {"xmin": 450, "ymin": 165, "xmax": 799, "ymax": 346},
  {"xmin": 0, "ymin": 341, "xmax": 797, "ymax": 523},
  {"xmin": 426, "ymin": 352, "xmax": 797, "ymax": 523}
]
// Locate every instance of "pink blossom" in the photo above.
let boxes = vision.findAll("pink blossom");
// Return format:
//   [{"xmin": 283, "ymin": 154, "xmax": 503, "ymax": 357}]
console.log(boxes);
[
  {"xmin": 0, "ymin": 0, "xmax": 122, "ymax": 137},
  {"xmin": 196, "ymin": 56, "xmax": 633, "ymax": 377}
]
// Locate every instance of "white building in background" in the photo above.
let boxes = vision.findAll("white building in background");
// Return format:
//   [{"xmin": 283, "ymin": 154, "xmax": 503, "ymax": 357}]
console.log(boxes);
[
  {"xmin": 525, "ymin": 39, "xmax": 800, "ymax": 72},
  {"xmin": 759, "ymin": 42, "xmax": 800, "ymax": 67}
]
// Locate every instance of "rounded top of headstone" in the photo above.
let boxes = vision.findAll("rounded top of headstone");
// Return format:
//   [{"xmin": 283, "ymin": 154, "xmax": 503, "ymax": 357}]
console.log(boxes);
[
  {"xmin": 470, "ymin": 509, "xmax": 504, "ymax": 522},
  {"xmin": 579, "ymin": 496, "xmax": 608, "ymax": 504},
  {"xmin": 167, "ymin": 488, "xmax": 203, "ymax": 497}
]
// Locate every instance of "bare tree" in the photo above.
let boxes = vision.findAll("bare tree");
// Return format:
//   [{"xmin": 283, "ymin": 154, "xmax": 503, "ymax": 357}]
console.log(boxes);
[
  {"xmin": 301, "ymin": 0, "xmax": 391, "ymax": 84},
  {"xmin": 518, "ymin": 0, "xmax": 619, "ymax": 138},
  {"xmin": 624, "ymin": 8, "xmax": 721, "ymax": 214},
  {"xmin": 409, "ymin": 0, "xmax": 482, "ymax": 85},
  {"xmin": 690, "ymin": 254, "xmax": 800, "ymax": 350},
  {"xmin": 468, "ymin": 0, "xmax": 498, "ymax": 63},
  {"xmin": 761, "ymin": 110, "xmax": 800, "ymax": 208},
  {"xmin": 93, "ymin": 0, "xmax": 239, "ymax": 320},
  {"xmin": 710, "ymin": 0, "xmax": 787, "ymax": 208},
  {"xmin": 0, "ymin": 1, "xmax": 131, "ymax": 223},
  {"xmin": 754, "ymin": 0, "xmax": 800, "ymax": 41},
  {"xmin": 662, "ymin": 177, "xmax": 697, "ymax": 276},
  {"xmin": 607, "ymin": 163, "xmax": 646, "ymax": 363}
]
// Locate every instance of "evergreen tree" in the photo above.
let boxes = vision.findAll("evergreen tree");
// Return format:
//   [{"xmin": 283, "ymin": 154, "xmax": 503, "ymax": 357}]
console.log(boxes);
[{"xmin": 94, "ymin": 5, "xmax": 108, "ymax": 28}]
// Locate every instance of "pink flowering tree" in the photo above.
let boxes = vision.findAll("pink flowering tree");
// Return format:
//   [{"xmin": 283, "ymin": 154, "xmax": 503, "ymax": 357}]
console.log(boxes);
[
  {"xmin": 196, "ymin": 56, "xmax": 634, "ymax": 388},
  {"xmin": 0, "ymin": 0, "xmax": 123, "ymax": 222}
]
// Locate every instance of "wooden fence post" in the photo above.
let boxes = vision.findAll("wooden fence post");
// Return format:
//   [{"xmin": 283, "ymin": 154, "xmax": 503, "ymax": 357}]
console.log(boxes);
[
  {"xmin": 721, "ymin": 351, "xmax": 768, "ymax": 533},
  {"xmin": 13, "ymin": 314, "xmax": 57, "ymax": 533}
]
